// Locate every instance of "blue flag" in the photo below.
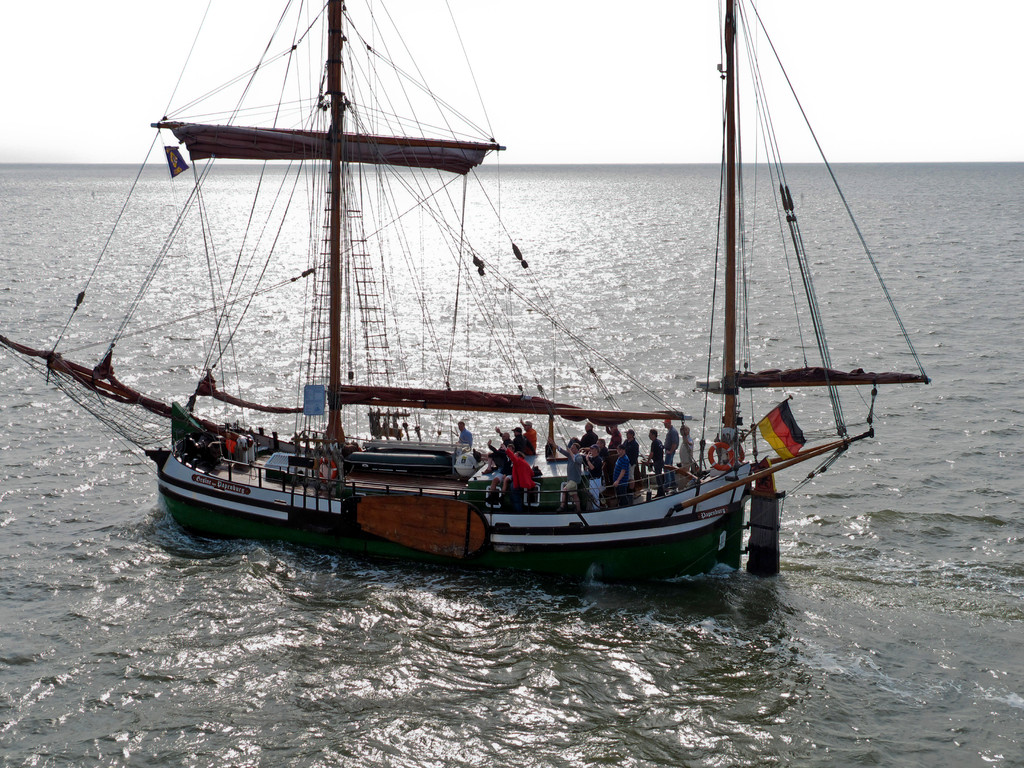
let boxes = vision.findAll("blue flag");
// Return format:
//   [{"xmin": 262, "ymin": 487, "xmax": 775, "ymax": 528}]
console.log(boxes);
[{"xmin": 164, "ymin": 146, "xmax": 189, "ymax": 178}]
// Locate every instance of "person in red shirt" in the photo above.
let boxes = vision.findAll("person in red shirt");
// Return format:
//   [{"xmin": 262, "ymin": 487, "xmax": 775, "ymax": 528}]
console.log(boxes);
[
  {"xmin": 606, "ymin": 424, "xmax": 622, "ymax": 451},
  {"xmin": 508, "ymin": 450, "xmax": 536, "ymax": 513}
]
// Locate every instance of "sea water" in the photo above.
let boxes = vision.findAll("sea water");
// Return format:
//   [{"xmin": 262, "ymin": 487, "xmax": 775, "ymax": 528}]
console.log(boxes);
[{"xmin": 1, "ymin": 162, "xmax": 1023, "ymax": 766}]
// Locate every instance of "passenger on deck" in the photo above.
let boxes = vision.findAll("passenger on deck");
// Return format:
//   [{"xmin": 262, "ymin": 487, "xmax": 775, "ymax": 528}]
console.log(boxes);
[
  {"xmin": 519, "ymin": 419, "xmax": 538, "ymax": 454},
  {"xmin": 508, "ymin": 451, "xmax": 536, "ymax": 514},
  {"xmin": 580, "ymin": 422, "xmax": 598, "ymax": 448},
  {"xmin": 481, "ymin": 437, "xmax": 499, "ymax": 472},
  {"xmin": 663, "ymin": 419, "xmax": 680, "ymax": 491},
  {"xmin": 622, "ymin": 429, "xmax": 640, "ymax": 485},
  {"xmin": 495, "ymin": 426, "xmax": 531, "ymax": 456},
  {"xmin": 598, "ymin": 438, "xmax": 614, "ymax": 489},
  {"xmin": 606, "ymin": 424, "xmax": 622, "ymax": 451},
  {"xmin": 513, "ymin": 426, "xmax": 534, "ymax": 455},
  {"xmin": 647, "ymin": 428, "xmax": 666, "ymax": 496},
  {"xmin": 679, "ymin": 424, "xmax": 696, "ymax": 472},
  {"xmin": 550, "ymin": 438, "xmax": 584, "ymax": 512},
  {"xmin": 582, "ymin": 444, "xmax": 603, "ymax": 509},
  {"xmin": 612, "ymin": 447, "xmax": 631, "ymax": 507},
  {"xmin": 486, "ymin": 439, "xmax": 514, "ymax": 500},
  {"xmin": 457, "ymin": 421, "xmax": 473, "ymax": 447}
]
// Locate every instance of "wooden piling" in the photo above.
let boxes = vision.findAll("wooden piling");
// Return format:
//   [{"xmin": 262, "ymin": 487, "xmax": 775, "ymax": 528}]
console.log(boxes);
[{"xmin": 747, "ymin": 492, "xmax": 783, "ymax": 576}]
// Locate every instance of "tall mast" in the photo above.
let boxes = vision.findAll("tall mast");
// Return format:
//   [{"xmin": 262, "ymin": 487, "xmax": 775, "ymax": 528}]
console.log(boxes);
[
  {"xmin": 326, "ymin": 0, "xmax": 346, "ymax": 441},
  {"xmin": 722, "ymin": 0, "xmax": 739, "ymax": 433}
]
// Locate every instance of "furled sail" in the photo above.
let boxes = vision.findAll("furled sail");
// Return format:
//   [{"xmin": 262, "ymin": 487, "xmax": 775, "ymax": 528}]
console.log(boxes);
[
  {"xmin": 737, "ymin": 367, "xmax": 930, "ymax": 388},
  {"xmin": 698, "ymin": 367, "xmax": 929, "ymax": 393},
  {"xmin": 155, "ymin": 122, "xmax": 503, "ymax": 175}
]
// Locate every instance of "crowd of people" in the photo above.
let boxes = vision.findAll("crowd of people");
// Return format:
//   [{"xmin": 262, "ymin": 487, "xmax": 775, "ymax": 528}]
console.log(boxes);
[{"xmin": 464, "ymin": 417, "xmax": 698, "ymax": 513}]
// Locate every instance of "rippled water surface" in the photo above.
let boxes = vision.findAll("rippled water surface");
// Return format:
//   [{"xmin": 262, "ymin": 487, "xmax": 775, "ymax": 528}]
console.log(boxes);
[{"xmin": 2, "ymin": 163, "xmax": 1023, "ymax": 766}]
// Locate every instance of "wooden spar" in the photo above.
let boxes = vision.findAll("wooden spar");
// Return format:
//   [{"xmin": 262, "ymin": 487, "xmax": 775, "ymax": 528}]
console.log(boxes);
[
  {"xmin": 723, "ymin": 0, "xmax": 739, "ymax": 432},
  {"xmin": 326, "ymin": 0, "xmax": 345, "ymax": 441}
]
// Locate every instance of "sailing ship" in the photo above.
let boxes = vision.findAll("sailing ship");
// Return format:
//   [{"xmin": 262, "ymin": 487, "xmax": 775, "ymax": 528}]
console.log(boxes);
[{"xmin": 1, "ymin": 0, "xmax": 928, "ymax": 581}]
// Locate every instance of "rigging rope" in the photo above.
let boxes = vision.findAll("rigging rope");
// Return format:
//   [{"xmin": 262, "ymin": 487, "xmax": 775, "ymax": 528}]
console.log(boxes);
[
  {"xmin": 162, "ymin": 0, "xmax": 214, "ymax": 118},
  {"xmin": 701, "ymin": 128, "xmax": 729, "ymax": 456},
  {"xmin": 746, "ymin": 0, "xmax": 929, "ymax": 383},
  {"xmin": 737, "ymin": 2, "xmax": 848, "ymax": 435},
  {"xmin": 444, "ymin": 175, "xmax": 469, "ymax": 387},
  {"xmin": 442, "ymin": 0, "xmax": 494, "ymax": 138},
  {"xmin": 105, "ymin": 162, "xmax": 214, "ymax": 360},
  {"xmin": 786, "ymin": 444, "xmax": 848, "ymax": 496},
  {"xmin": 61, "ymin": 267, "xmax": 315, "ymax": 357},
  {"xmin": 52, "ymin": 130, "xmax": 162, "ymax": 357}
]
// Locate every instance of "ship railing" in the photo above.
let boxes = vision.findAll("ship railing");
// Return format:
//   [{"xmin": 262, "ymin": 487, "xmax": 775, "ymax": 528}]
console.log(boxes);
[{"xmin": 180, "ymin": 452, "xmax": 707, "ymax": 514}]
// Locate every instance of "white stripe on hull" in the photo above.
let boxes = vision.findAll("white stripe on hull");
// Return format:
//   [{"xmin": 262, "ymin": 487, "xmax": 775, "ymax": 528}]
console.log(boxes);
[
  {"xmin": 487, "ymin": 472, "xmax": 749, "ymax": 546},
  {"xmin": 159, "ymin": 456, "xmax": 343, "ymax": 520}
]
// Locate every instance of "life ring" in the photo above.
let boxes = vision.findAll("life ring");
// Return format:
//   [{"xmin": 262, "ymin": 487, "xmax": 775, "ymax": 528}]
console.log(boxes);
[
  {"xmin": 318, "ymin": 459, "xmax": 338, "ymax": 480},
  {"xmin": 708, "ymin": 441, "xmax": 735, "ymax": 471}
]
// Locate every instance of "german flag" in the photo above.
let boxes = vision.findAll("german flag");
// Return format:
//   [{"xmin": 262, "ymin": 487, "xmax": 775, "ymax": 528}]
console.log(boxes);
[{"xmin": 758, "ymin": 399, "xmax": 805, "ymax": 460}]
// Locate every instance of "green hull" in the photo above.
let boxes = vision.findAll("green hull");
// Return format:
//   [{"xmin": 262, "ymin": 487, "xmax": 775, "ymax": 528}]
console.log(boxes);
[{"xmin": 162, "ymin": 493, "xmax": 746, "ymax": 581}]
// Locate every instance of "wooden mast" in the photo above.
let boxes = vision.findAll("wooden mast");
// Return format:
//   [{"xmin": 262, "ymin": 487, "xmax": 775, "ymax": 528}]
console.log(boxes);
[
  {"xmin": 326, "ymin": 0, "xmax": 345, "ymax": 441},
  {"xmin": 722, "ymin": 0, "xmax": 739, "ymax": 435}
]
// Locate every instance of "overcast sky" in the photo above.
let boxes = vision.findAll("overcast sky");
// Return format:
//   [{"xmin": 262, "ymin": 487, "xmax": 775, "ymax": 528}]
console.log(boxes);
[{"xmin": 2, "ymin": 1, "xmax": 1020, "ymax": 164}]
